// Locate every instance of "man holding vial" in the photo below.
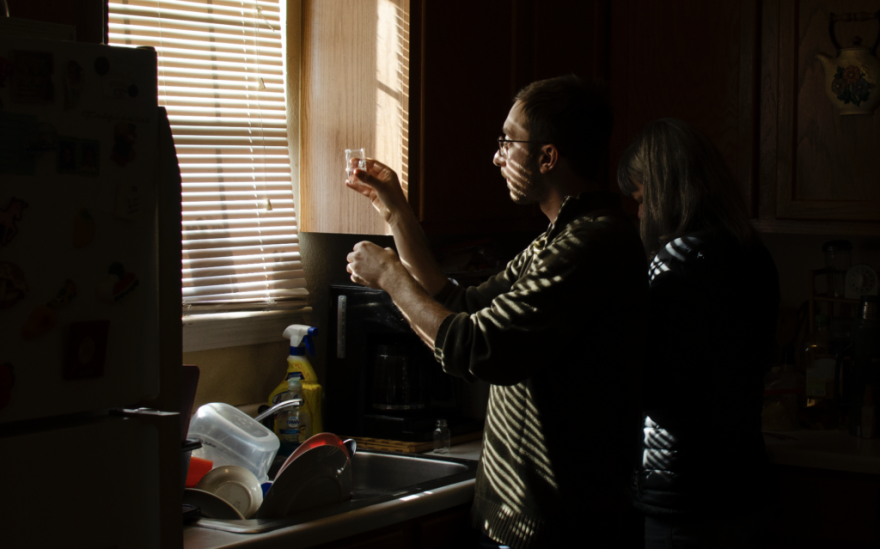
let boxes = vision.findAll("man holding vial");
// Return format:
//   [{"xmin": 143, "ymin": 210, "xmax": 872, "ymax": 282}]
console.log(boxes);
[{"xmin": 345, "ymin": 75, "xmax": 647, "ymax": 548}]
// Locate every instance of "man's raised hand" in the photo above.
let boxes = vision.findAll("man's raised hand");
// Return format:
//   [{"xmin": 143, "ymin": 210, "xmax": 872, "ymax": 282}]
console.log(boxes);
[{"xmin": 345, "ymin": 158, "xmax": 408, "ymax": 224}]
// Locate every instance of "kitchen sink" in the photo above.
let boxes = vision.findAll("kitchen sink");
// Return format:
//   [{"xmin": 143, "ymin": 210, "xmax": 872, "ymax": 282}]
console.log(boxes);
[{"xmin": 192, "ymin": 450, "xmax": 478, "ymax": 534}]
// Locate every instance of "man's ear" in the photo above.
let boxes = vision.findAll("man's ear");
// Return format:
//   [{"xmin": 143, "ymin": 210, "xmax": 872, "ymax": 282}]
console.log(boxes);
[{"xmin": 538, "ymin": 144, "xmax": 559, "ymax": 174}]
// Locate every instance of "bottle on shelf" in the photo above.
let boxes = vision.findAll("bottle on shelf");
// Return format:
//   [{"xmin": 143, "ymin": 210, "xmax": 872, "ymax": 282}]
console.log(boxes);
[
  {"xmin": 805, "ymin": 315, "xmax": 835, "ymax": 406},
  {"xmin": 433, "ymin": 419, "xmax": 451, "ymax": 454},
  {"xmin": 762, "ymin": 347, "xmax": 806, "ymax": 431}
]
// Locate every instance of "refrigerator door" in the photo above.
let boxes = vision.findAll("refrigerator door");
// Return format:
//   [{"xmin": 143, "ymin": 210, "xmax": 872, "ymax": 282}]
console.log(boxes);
[
  {"xmin": 0, "ymin": 412, "xmax": 181, "ymax": 549},
  {"xmin": 0, "ymin": 37, "xmax": 163, "ymax": 423}
]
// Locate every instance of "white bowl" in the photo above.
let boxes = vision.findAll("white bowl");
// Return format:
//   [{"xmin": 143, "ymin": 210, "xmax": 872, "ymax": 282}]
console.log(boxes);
[
  {"xmin": 183, "ymin": 488, "xmax": 245, "ymax": 520},
  {"xmin": 196, "ymin": 465, "xmax": 263, "ymax": 519},
  {"xmin": 257, "ymin": 445, "xmax": 352, "ymax": 519}
]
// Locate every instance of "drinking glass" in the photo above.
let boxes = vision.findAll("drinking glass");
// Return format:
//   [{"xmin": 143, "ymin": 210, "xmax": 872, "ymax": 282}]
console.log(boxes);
[{"xmin": 345, "ymin": 148, "xmax": 366, "ymax": 178}]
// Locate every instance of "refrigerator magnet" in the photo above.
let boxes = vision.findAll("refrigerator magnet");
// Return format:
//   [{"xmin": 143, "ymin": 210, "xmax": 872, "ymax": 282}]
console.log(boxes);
[
  {"xmin": 0, "ymin": 197, "xmax": 28, "ymax": 246},
  {"xmin": 21, "ymin": 304, "xmax": 56, "ymax": 340},
  {"xmin": 71, "ymin": 209, "xmax": 96, "ymax": 248},
  {"xmin": 114, "ymin": 182, "xmax": 140, "ymax": 220},
  {"xmin": 0, "ymin": 361, "xmax": 15, "ymax": 410},
  {"xmin": 63, "ymin": 60, "xmax": 84, "ymax": 110},
  {"xmin": 96, "ymin": 262, "xmax": 138, "ymax": 303},
  {"xmin": 0, "ymin": 261, "xmax": 28, "ymax": 309},
  {"xmin": 77, "ymin": 139, "xmax": 99, "ymax": 176},
  {"xmin": 63, "ymin": 320, "xmax": 110, "ymax": 380},
  {"xmin": 110, "ymin": 122, "xmax": 137, "ymax": 166},
  {"xmin": 11, "ymin": 50, "xmax": 54, "ymax": 104},
  {"xmin": 47, "ymin": 279, "xmax": 77, "ymax": 310},
  {"xmin": 56, "ymin": 136, "xmax": 77, "ymax": 173},
  {"xmin": 24, "ymin": 122, "xmax": 58, "ymax": 151},
  {"xmin": 93, "ymin": 56, "xmax": 110, "ymax": 76}
]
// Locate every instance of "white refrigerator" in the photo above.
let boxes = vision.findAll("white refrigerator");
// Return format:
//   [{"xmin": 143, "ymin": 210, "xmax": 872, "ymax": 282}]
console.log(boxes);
[{"xmin": 0, "ymin": 36, "xmax": 183, "ymax": 548}]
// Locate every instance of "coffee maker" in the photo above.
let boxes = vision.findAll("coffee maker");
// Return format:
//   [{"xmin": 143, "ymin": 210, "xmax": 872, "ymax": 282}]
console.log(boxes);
[{"xmin": 325, "ymin": 283, "xmax": 484, "ymax": 441}]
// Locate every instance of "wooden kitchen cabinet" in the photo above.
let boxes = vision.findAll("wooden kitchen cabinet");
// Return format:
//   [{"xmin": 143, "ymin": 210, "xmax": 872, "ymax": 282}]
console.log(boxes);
[
  {"xmin": 313, "ymin": 503, "xmax": 477, "ymax": 549},
  {"xmin": 300, "ymin": 0, "xmax": 609, "ymax": 236},
  {"xmin": 607, "ymin": 0, "xmax": 760, "ymax": 217},
  {"xmin": 759, "ymin": 0, "xmax": 880, "ymax": 230}
]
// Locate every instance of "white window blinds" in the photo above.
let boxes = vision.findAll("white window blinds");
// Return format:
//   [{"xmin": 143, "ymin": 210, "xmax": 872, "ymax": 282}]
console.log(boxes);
[{"xmin": 108, "ymin": 0, "xmax": 307, "ymax": 311}]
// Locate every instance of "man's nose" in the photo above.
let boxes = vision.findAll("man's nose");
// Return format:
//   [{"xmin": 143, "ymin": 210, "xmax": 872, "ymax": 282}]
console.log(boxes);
[{"xmin": 493, "ymin": 150, "xmax": 505, "ymax": 168}]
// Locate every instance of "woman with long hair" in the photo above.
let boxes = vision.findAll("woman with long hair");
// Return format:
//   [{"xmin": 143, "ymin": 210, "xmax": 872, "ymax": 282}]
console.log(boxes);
[{"xmin": 618, "ymin": 119, "xmax": 779, "ymax": 548}]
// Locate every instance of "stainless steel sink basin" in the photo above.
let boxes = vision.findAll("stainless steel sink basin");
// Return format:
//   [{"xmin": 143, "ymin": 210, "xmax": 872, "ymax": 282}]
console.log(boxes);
[{"xmin": 193, "ymin": 450, "xmax": 478, "ymax": 534}]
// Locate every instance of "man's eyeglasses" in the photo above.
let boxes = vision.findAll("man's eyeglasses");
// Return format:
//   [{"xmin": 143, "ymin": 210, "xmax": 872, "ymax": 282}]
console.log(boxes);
[{"xmin": 497, "ymin": 137, "xmax": 546, "ymax": 158}]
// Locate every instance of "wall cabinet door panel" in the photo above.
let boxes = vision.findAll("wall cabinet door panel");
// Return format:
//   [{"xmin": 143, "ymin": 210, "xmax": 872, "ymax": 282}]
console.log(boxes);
[
  {"xmin": 776, "ymin": 0, "xmax": 880, "ymax": 222},
  {"xmin": 608, "ymin": 0, "xmax": 758, "ymax": 216}
]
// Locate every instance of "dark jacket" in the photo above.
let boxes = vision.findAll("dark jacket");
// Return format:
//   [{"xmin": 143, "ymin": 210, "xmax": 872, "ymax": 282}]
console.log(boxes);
[
  {"xmin": 632, "ymin": 230, "xmax": 780, "ymax": 517},
  {"xmin": 434, "ymin": 192, "xmax": 648, "ymax": 549}
]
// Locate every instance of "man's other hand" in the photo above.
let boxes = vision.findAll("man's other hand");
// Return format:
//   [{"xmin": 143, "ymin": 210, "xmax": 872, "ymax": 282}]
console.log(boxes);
[
  {"xmin": 346, "ymin": 241, "xmax": 405, "ymax": 290},
  {"xmin": 345, "ymin": 159, "xmax": 408, "ymax": 224}
]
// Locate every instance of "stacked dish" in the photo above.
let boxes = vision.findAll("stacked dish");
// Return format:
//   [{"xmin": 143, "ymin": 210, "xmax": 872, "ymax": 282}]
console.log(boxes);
[
  {"xmin": 257, "ymin": 441, "xmax": 352, "ymax": 519},
  {"xmin": 184, "ymin": 465, "xmax": 263, "ymax": 519}
]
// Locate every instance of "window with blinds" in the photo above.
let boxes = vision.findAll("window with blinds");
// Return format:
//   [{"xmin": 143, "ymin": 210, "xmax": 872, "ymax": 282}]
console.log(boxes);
[{"xmin": 108, "ymin": 0, "xmax": 307, "ymax": 312}]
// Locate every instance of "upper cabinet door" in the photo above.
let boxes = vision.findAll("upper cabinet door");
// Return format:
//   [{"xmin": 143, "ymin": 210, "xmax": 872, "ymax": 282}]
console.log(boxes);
[
  {"xmin": 775, "ymin": 0, "xmax": 880, "ymax": 222},
  {"xmin": 608, "ymin": 0, "xmax": 759, "ymax": 217}
]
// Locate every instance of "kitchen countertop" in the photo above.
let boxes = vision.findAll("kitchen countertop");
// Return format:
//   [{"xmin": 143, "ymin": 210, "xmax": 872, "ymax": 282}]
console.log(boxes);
[
  {"xmin": 183, "ymin": 441, "xmax": 483, "ymax": 549},
  {"xmin": 763, "ymin": 429, "xmax": 880, "ymax": 475}
]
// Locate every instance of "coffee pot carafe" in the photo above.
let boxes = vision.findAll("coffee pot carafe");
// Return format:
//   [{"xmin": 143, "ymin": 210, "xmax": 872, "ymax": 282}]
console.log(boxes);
[{"xmin": 370, "ymin": 344, "xmax": 426, "ymax": 411}]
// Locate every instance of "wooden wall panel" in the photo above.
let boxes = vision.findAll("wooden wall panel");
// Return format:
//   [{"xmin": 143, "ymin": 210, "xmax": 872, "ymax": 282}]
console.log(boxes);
[
  {"xmin": 608, "ymin": 0, "xmax": 758, "ymax": 216},
  {"xmin": 301, "ymin": 0, "xmax": 410, "ymax": 234},
  {"xmin": 776, "ymin": 0, "xmax": 880, "ymax": 221}
]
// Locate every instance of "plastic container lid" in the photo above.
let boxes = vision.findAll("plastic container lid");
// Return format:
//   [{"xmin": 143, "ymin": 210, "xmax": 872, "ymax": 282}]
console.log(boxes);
[{"xmin": 188, "ymin": 403, "xmax": 280, "ymax": 484}]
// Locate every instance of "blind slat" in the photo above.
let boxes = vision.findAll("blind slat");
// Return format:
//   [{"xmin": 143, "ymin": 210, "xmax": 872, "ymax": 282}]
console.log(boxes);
[{"xmin": 110, "ymin": 0, "xmax": 304, "ymax": 309}]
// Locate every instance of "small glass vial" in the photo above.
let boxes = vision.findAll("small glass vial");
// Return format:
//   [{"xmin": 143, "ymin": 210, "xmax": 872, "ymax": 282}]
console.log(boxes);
[{"xmin": 433, "ymin": 419, "xmax": 451, "ymax": 454}]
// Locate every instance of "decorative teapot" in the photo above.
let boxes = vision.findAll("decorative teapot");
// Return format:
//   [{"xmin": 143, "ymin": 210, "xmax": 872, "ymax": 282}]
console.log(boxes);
[{"xmin": 815, "ymin": 11, "xmax": 880, "ymax": 115}]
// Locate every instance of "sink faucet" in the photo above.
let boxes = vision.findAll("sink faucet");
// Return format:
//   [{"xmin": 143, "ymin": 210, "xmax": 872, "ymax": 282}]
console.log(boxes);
[{"xmin": 254, "ymin": 398, "xmax": 302, "ymax": 423}]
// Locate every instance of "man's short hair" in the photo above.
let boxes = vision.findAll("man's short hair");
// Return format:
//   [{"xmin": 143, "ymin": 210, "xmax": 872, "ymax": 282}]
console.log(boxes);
[{"xmin": 514, "ymin": 75, "xmax": 613, "ymax": 185}]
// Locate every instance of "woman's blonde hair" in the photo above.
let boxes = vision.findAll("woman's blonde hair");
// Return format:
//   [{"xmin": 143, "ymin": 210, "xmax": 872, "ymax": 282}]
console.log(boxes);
[{"xmin": 617, "ymin": 118, "xmax": 754, "ymax": 256}]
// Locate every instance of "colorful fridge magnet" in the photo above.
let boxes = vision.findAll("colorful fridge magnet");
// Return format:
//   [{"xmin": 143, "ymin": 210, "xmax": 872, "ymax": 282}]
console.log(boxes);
[
  {"xmin": 111, "ymin": 122, "xmax": 137, "ymax": 166},
  {"xmin": 11, "ymin": 50, "xmax": 54, "ymax": 104},
  {"xmin": 21, "ymin": 305, "xmax": 56, "ymax": 340},
  {"xmin": 0, "ymin": 361, "xmax": 14, "ymax": 410},
  {"xmin": 47, "ymin": 279, "xmax": 77, "ymax": 310},
  {"xmin": 71, "ymin": 208, "xmax": 96, "ymax": 248},
  {"xmin": 62, "ymin": 320, "xmax": 110, "ymax": 380},
  {"xmin": 94, "ymin": 56, "xmax": 110, "ymax": 76},
  {"xmin": 21, "ymin": 279, "xmax": 76, "ymax": 340},
  {"xmin": 0, "ymin": 197, "xmax": 28, "ymax": 246},
  {"xmin": 24, "ymin": 122, "xmax": 58, "ymax": 151},
  {"xmin": 63, "ymin": 60, "xmax": 83, "ymax": 110},
  {"xmin": 115, "ymin": 182, "xmax": 141, "ymax": 219},
  {"xmin": 77, "ymin": 139, "xmax": 99, "ymax": 175},
  {"xmin": 96, "ymin": 262, "xmax": 138, "ymax": 303},
  {"xmin": 57, "ymin": 136, "xmax": 77, "ymax": 173},
  {"xmin": 0, "ymin": 261, "xmax": 28, "ymax": 309}
]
